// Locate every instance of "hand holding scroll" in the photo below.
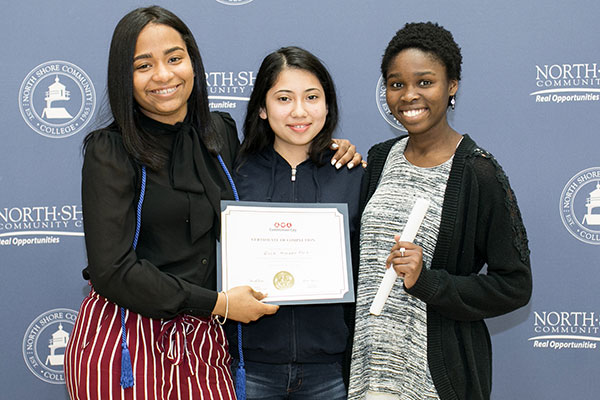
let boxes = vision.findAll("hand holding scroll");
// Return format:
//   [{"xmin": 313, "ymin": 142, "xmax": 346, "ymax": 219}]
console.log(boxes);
[
  {"xmin": 369, "ymin": 197, "xmax": 429, "ymax": 315},
  {"xmin": 386, "ymin": 239, "xmax": 423, "ymax": 289}
]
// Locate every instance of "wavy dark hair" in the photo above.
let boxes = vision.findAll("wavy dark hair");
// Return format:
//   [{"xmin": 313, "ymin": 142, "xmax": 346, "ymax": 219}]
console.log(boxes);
[
  {"xmin": 84, "ymin": 6, "xmax": 219, "ymax": 169},
  {"xmin": 239, "ymin": 46, "xmax": 338, "ymax": 166},
  {"xmin": 381, "ymin": 22, "xmax": 462, "ymax": 107}
]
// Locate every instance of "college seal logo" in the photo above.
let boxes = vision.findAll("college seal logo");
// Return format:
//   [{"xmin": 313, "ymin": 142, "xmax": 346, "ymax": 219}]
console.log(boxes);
[
  {"xmin": 559, "ymin": 167, "xmax": 600, "ymax": 245},
  {"xmin": 19, "ymin": 60, "xmax": 96, "ymax": 138},
  {"xmin": 215, "ymin": 0, "xmax": 254, "ymax": 5},
  {"xmin": 273, "ymin": 271, "xmax": 295, "ymax": 290},
  {"xmin": 22, "ymin": 308, "xmax": 78, "ymax": 384},
  {"xmin": 375, "ymin": 75, "xmax": 406, "ymax": 131}
]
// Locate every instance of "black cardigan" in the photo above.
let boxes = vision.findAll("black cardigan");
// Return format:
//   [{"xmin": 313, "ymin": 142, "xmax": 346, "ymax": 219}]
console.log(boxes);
[{"xmin": 359, "ymin": 134, "xmax": 532, "ymax": 400}]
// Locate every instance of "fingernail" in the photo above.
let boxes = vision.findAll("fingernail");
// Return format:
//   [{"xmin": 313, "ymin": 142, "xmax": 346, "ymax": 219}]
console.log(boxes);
[
  {"xmin": 331, "ymin": 143, "xmax": 339, "ymax": 149},
  {"xmin": 347, "ymin": 162, "xmax": 354, "ymax": 169},
  {"xmin": 335, "ymin": 162, "xmax": 342, "ymax": 169},
  {"xmin": 331, "ymin": 158, "xmax": 337, "ymax": 166}
]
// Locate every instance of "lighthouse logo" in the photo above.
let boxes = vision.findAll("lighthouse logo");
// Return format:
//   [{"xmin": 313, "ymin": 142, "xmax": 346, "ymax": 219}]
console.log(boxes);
[
  {"xmin": 559, "ymin": 167, "xmax": 600, "ymax": 245},
  {"xmin": 18, "ymin": 60, "xmax": 96, "ymax": 138},
  {"xmin": 22, "ymin": 308, "xmax": 78, "ymax": 384}
]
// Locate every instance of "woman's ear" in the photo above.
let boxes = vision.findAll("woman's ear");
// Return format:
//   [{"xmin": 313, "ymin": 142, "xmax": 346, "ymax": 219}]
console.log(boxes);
[
  {"xmin": 259, "ymin": 107, "xmax": 267, "ymax": 120},
  {"xmin": 449, "ymin": 79, "xmax": 458, "ymax": 96}
]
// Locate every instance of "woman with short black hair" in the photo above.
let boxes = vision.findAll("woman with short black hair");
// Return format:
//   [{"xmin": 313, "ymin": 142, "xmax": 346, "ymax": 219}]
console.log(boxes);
[{"xmin": 349, "ymin": 22, "xmax": 532, "ymax": 400}]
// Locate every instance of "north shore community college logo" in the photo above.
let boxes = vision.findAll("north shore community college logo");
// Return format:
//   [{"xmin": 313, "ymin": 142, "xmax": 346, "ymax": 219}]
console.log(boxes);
[
  {"xmin": 0, "ymin": 204, "xmax": 84, "ymax": 247},
  {"xmin": 559, "ymin": 167, "xmax": 600, "ymax": 245},
  {"xmin": 19, "ymin": 60, "xmax": 96, "ymax": 138},
  {"xmin": 206, "ymin": 70, "xmax": 255, "ymax": 110},
  {"xmin": 215, "ymin": 0, "xmax": 254, "ymax": 5},
  {"xmin": 529, "ymin": 310, "xmax": 600, "ymax": 350},
  {"xmin": 531, "ymin": 62, "xmax": 600, "ymax": 104},
  {"xmin": 375, "ymin": 75, "xmax": 406, "ymax": 132},
  {"xmin": 22, "ymin": 308, "xmax": 78, "ymax": 384}
]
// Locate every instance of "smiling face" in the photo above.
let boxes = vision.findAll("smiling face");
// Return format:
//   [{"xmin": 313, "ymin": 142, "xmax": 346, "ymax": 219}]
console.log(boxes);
[
  {"xmin": 132, "ymin": 23, "xmax": 194, "ymax": 125},
  {"xmin": 385, "ymin": 48, "xmax": 458, "ymax": 137},
  {"xmin": 259, "ymin": 68, "xmax": 328, "ymax": 163}
]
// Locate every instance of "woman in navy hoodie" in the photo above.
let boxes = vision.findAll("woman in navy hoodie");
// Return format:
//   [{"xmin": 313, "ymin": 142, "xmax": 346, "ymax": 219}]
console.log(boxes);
[{"xmin": 227, "ymin": 46, "xmax": 363, "ymax": 399}]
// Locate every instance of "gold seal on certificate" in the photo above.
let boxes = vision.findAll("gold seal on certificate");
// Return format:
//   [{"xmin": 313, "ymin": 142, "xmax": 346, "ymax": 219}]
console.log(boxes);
[
  {"xmin": 273, "ymin": 271, "xmax": 295, "ymax": 290},
  {"xmin": 218, "ymin": 201, "xmax": 355, "ymax": 305}
]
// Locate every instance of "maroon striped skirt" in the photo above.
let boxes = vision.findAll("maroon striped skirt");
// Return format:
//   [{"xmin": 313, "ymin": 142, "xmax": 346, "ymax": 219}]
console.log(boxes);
[{"xmin": 64, "ymin": 289, "xmax": 236, "ymax": 400}]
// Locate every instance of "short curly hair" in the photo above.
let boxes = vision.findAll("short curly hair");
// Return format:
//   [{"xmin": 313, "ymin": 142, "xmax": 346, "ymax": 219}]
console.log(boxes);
[{"xmin": 381, "ymin": 22, "xmax": 462, "ymax": 83}]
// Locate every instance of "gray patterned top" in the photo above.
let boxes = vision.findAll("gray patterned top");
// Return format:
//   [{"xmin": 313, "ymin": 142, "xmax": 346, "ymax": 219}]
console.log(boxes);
[{"xmin": 348, "ymin": 137, "xmax": 455, "ymax": 400}]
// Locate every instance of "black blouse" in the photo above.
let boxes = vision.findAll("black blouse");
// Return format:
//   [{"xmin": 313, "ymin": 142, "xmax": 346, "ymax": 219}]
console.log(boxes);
[{"xmin": 81, "ymin": 112, "xmax": 239, "ymax": 319}]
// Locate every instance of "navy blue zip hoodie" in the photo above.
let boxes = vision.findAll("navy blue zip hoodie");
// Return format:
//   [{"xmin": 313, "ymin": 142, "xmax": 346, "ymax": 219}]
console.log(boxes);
[{"xmin": 226, "ymin": 146, "xmax": 363, "ymax": 365}]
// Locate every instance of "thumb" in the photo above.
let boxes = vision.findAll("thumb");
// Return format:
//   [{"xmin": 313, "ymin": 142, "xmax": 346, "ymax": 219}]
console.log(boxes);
[
  {"xmin": 263, "ymin": 303, "xmax": 279, "ymax": 315},
  {"xmin": 251, "ymin": 288, "xmax": 267, "ymax": 300}
]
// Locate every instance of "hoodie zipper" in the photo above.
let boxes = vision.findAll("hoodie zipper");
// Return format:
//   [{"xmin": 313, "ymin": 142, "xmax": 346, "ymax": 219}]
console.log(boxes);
[
  {"xmin": 291, "ymin": 307, "xmax": 297, "ymax": 362},
  {"xmin": 291, "ymin": 167, "xmax": 297, "ymax": 201},
  {"xmin": 289, "ymin": 166, "xmax": 298, "ymax": 360}
]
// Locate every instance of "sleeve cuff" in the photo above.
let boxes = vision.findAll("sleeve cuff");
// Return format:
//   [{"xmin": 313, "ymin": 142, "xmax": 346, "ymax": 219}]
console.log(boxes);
[
  {"xmin": 183, "ymin": 288, "xmax": 219, "ymax": 318},
  {"xmin": 405, "ymin": 267, "xmax": 439, "ymax": 302}
]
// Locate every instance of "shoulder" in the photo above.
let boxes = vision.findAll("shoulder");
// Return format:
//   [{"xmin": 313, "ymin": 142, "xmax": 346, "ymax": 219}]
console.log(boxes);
[
  {"xmin": 458, "ymin": 136, "xmax": 517, "ymax": 208},
  {"xmin": 211, "ymin": 111, "xmax": 237, "ymax": 136},
  {"xmin": 341, "ymin": 164, "xmax": 365, "ymax": 193},
  {"xmin": 313, "ymin": 152, "xmax": 364, "ymax": 208},
  {"xmin": 211, "ymin": 110, "xmax": 234, "ymax": 124},
  {"xmin": 460, "ymin": 135, "xmax": 505, "ymax": 184},
  {"xmin": 367, "ymin": 136, "xmax": 405, "ymax": 161},
  {"xmin": 84, "ymin": 126, "xmax": 127, "ymax": 159},
  {"xmin": 83, "ymin": 126, "xmax": 136, "ymax": 176},
  {"xmin": 461, "ymin": 135, "xmax": 493, "ymax": 162},
  {"xmin": 211, "ymin": 111, "xmax": 240, "ymax": 157},
  {"xmin": 233, "ymin": 147, "xmax": 271, "ymax": 180},
  {"xmin": 362, "ymin": 136, "xmax": 405, "ymax": 183}
]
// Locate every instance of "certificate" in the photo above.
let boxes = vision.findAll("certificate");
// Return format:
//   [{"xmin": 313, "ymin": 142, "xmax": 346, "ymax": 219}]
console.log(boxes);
[{"xmin": 217, "ymin": 201, "xmax": 354, "ymax": 305}]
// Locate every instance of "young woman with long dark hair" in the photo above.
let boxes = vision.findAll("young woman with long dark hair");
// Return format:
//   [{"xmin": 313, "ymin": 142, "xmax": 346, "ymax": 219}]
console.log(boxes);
[{"xmin": 228, "ymin": 46, "xmax": 363, "ymax": 399}]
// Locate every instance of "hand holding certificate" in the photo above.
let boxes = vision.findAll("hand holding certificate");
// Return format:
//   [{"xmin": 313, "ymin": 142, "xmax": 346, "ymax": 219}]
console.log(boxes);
[{"xmin": 218, "ymin": 201, "xmax": 354, "ymax": 305}]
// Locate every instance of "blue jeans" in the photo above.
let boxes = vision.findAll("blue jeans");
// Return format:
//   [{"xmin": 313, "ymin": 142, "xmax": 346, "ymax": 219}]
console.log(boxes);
[{"xmin": 231, "ymin": 360, "xmax": 347, "ymax": 400}]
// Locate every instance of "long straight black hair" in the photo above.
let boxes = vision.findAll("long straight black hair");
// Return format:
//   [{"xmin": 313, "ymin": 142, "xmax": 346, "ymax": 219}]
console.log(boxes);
[
  {"xmin": 85, "ymin": 6, "xmax": 220, "ymax": 169},
  {"xmin": 239, "ymin": 46, "xmax": 339, "ymax": 166}
]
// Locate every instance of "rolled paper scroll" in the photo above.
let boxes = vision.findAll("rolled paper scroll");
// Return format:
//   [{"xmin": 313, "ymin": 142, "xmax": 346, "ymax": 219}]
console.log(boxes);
[{"xmin": 369, "ymin": 197, "xmax": 430, "ymax": 315}]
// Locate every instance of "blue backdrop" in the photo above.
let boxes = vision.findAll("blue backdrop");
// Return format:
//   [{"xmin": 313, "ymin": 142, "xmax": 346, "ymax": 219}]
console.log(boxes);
[{"xmin": 2, "ymin": 1, "xmax": 599, "ymax": 398}]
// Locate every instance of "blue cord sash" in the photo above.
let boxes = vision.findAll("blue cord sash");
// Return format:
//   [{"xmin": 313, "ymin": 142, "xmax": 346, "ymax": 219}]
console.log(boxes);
[
  {"xmin": 216, "ymin": 154, "xmax": 246, "ymax": 400},
  {"xmin": 119, "ymin": 165, "xmax": 146, "ymax": 388}
]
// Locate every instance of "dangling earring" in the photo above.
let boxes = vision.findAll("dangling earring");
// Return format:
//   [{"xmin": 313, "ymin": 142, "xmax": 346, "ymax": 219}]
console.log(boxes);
[{"xmin": 450, "ymin": 95, "xmax": 456, "ymax": 111}]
